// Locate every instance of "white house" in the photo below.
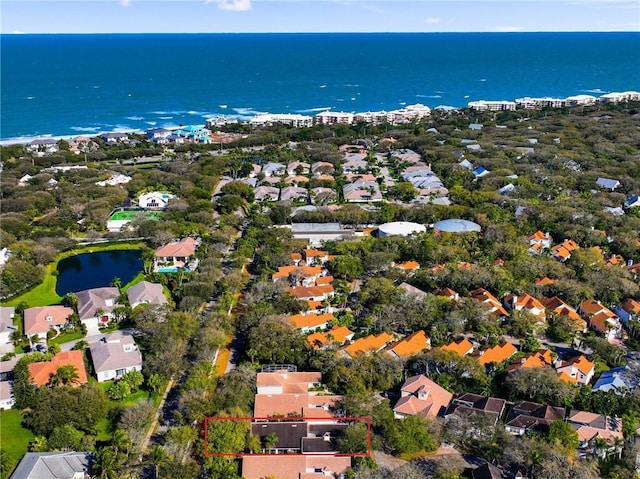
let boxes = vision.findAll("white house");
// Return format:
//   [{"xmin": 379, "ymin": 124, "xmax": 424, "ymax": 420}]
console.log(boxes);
[
  {"xmin": 596, "ymin": 177, "xmax": 621, "ymax": 191},
  {"xmin": 127, "ymin": 281, "xmax": 168, "ymax": 309},
  {"xmin": 0, "ymin": 382, "xmax": 14, "ymax": 410},
  {"xmin": 138, "ymin": 191, "xmax": 176, "ymax": 209},
  {"xmin": 0, "ymin": 307, "xmax": 15, "ymax": 350},
  {"xmin": 89, "ymin": 331, "xmax": 143, "ymax": 382}
]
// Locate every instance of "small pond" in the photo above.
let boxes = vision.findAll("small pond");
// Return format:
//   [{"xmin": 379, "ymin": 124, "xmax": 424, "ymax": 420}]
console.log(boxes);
[{"xmin": 55, "ymin": 250, "xmax": 143, "ymax": 296}]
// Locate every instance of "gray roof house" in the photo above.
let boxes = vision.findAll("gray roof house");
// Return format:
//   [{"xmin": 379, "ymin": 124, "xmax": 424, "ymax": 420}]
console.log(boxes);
[
  {"xmin": 253, "ymin": 186, "xmax": 280, "ymax": 203},
  {"xmin": 76, "ymin": 287, "xmax": 120, "ymax": 322},
  {"xmin": 597, "ymin": 177, "xmax": 621, "ymax": 191},
  {"xmin": 89, "ymin": 331, "xmax": 142, "ymax": 382},
  {"xmin": 0, "ymin": 381, "xmax": 14, "ymax": 410},
  {"xmin": 279, "ymin": 186, "xmax": 308, "ymax": 202},
  {"xmin": 343, "ymin": 181, "xmax": 382, "ymax": 203},
  {"xmin": 9, "ymin": 452, "xmax": 91, "ymax": 479},
  {"xmin": 126, "ymin": 281, "xmax": 167, "ymax": 309},
  {"xmin": 0, "ymin": 307, "xmax": 16, "ymax": 352},
  {"xmin": 261, "ymin": 162, "xmax": 286, "ymax": 177},
  {"xmin": 592, "ymin": 365, "xmax": 638, "ymax": 394}
]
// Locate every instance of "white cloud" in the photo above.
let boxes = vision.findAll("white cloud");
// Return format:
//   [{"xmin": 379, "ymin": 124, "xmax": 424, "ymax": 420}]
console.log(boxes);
[
  {"xmin": 206, "ymin": 0, "xmax": 252, "ymax": 11},
  {"xmin": 424, "ymin": 16, "xmax": 441, "ymax": 24},
  {"xmin": 120, "ymin": 0, "xmax": 131, "ymax": 6}
]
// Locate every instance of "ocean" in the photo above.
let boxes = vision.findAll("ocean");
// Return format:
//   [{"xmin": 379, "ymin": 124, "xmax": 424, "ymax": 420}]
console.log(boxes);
[{"xmin": 1, "ymin": 32, "xmax": 639, "ymax": 143}]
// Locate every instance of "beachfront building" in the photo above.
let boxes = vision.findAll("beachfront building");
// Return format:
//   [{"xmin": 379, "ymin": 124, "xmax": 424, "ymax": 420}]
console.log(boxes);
[
  {"xmin": 565, "ymin": 95, "xmax": 597, "ymax": 106},
  {"xmin": 315, "ymin": 111, "xmax": 355, "ymax": 125},
  {"xmin": 467, "ymin": 100, "xmax": 516, "ymax": 111},
  {"xmin": 515, "ymin": 97, "xmax": 567, "ymax": 109},
  {"xmin": 599, "ymin": 91, "xmax": 640, "ymax": 104},
  {"xmin": 249, "ymin": 113, "xmax": 313, "ymax": 128}
]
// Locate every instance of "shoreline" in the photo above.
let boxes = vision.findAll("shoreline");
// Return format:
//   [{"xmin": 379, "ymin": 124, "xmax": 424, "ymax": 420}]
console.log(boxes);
[{"xmin": 1, "ymin": 89, "xmax": 638, "ymax": 146}]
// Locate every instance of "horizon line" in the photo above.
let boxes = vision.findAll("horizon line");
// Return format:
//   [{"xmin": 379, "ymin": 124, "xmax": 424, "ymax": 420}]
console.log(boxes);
[{"xmin": 2, "ymin": 30, "xmax": 639, "ymax": 35}]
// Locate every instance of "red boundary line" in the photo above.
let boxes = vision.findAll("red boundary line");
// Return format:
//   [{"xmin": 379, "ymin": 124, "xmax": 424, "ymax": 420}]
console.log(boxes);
[{"xmin": 204, "ymin": 416, "xmax": 371, "ymax": 457}]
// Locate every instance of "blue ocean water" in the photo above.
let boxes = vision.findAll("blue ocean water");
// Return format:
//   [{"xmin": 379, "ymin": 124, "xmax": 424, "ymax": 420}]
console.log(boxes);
[{"xmin": 1, "ymin": 32, "xmax": 639, "ymax": 142}]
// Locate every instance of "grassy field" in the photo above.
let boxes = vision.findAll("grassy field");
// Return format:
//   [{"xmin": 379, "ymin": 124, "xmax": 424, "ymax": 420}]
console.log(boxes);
[
  {"xmin": 1, "ymin": 242, "xmax": 146, "ymax": 308},
  {"xmin": 0, "ymin": 409, "xmax": 35, "ymax": 479}
]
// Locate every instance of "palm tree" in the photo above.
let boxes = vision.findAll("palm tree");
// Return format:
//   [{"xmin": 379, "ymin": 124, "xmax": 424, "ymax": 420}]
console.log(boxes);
[
  {"xmin": 149, "ymin": 445, "xmax": 165, "ymax": 479},
  {"xmin": 49, "ymin": 364, "xmax": 80, "ymax": 387},
  {"xmin": 64, "ymin": 292, "xmax": 79, "ymax": 313},
  {"xmin": 142, "ymin": 248, "xmax": 156, "ymax": 274},
  {"xmin": 110, "ymin": 277, "xmax": 122, "ymax": 290},
  {"xmin": 93, "ymin": 447, "xmax": 119, "ymax": 479}
]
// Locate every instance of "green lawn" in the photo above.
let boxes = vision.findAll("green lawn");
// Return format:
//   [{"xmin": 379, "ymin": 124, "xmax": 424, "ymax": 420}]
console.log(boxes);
[
  {"xmin": 48, "ymin": 329, "xmax": 84, "ymax": 346},
  {"xmin": 92, "ymin": 381, "xmax": 161, "ymax": 442},
  {"xmin": 1, "ymin": 242, "xmax": 146, "ymax": 308},
  {"xmin": 0, "ymin": 409, "xmax": 35, "ymax": 479}
]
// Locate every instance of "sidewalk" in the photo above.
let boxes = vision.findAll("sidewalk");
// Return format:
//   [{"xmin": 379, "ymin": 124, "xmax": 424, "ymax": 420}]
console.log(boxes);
[{"xmin": 138, "ymin": 377, "xmax": 175, "ymax": 461}]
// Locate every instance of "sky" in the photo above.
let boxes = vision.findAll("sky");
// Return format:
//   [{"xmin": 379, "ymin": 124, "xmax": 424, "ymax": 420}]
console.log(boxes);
[{"xmin": 1, "ymin": 0, "xmax": 639, "ymax": 34}]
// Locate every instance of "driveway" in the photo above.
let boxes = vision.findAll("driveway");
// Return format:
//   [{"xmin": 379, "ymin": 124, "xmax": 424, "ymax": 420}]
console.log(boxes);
[{"xmin": 82, "ymin": 318, "xmax": 101, "ymax": 336}]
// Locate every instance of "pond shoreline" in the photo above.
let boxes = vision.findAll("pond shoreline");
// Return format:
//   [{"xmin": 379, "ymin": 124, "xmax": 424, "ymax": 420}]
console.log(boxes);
[{"xmin": 1, "ymin": 241, "xmax": 147, "ymax": 308}]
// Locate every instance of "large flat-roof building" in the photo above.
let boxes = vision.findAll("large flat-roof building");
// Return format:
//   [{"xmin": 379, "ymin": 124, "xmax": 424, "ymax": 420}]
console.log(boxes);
[{"xmin": 289, "ymin": 223, "xmax": 354, "ymax": 246}]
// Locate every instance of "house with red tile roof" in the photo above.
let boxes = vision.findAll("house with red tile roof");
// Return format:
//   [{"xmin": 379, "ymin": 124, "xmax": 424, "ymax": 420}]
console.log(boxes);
[
  {"xmin": 307, "ymin": 326, "xmax": 354, "ymax": 349},
  {"xmin": 393, "ymin": 374, "xmax": 453, "ymax": 419},
  {"xmin": 394, "ymin": 261, "xmax": 420, "ymax": 272},
  {"xmin": 555, "ymin": 355, "xmax": 595, "ymax": 385},
  {"xmin": 246, "ymin": 368, "xmax": 351, "ymax": 478},
  {"xmin": 154, "ymin": 237, "xmax": 197, "ymax": 271},
  {"xmin": 242, "ymin": 455, "xmax": 351, "ymax": 479},
  {"xmin": 505, "ymin": 349, "xmax": 554, "ymax": 374},
  {"xmin": 302, "ymin": 249, "xmax": 329, "ymax": 265},
  {"xmin": 28, "ymin": 350, "xmax": 88, "ymax": 387},
  {"xmin": 272, "ymin": 265, "xmax": 325, "ymax": 285},
  {"xmin": 541, "ymin": 296, "xmax": 587, "ymax": 332},
  {"xmin": 23, "ymin": 306, "xmax": 74, "ymax": 340},
  {"xmin": 434, "ymin": 288, "xmax": 460, "ymax": 301},
  {"xmin": 567, "ymin": 410, "xmax": 623, "ymax": 453},
  {"xmin": 606, "ymin": 254, "xmax": 626, "ymax": 267},
  {"xmin": 290, "ymin": 252, "xmax": 303, "ymax": 265},
  {"xmin": 621, "ymin": 298, "xmax": 640, "ymax": 318},
  {"xmin": 342, "ymin": 332, "xmax": 393, "ymax": 358},
  {"xmin": 503, "ymin": 292, "xmax": 546, "ymax": 321},
  {"xmin": 288, "ymin": 284, "xmax": 334, "ymax": 302},
  {"xmin": 473, "ymin": 342, "xmax": 518, "ymax": 367},
  {"xmin": 470, "ymin": 288, "xmax": 510, "ymax": 317},
  {"xmin": 579, "ymin": 299, "xmax": 621, "ymax": 340},
  {"xmin": 288, "ymin": 312, "xmax": 334, "ymax": 333},
  {"xmin": 527, "ymin": 231, "xmax": 553, "ymax": 254},
  {"xmin": 386, "ymin": 330, "xmax": 431, "ymax": 359},
  {"xmin": 535, "ymin": 277, "xmax": 555, "ymax": 286},
  {"xmin": 552, "ymin": 239, "xmax": 579, "ymax": 262},
  {"xmin": 440, "ymin": 338, "xmax": 474, "ymax": 356},
  {"xmin": 252, "ymin": 369, "xmax": 344, "ymax": 425}
]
